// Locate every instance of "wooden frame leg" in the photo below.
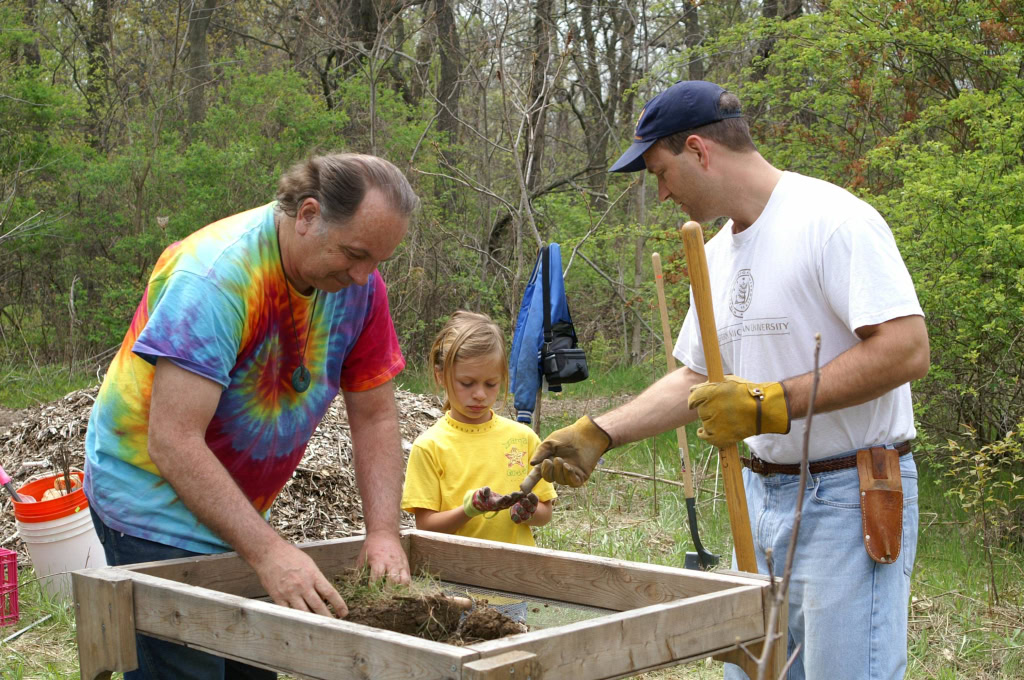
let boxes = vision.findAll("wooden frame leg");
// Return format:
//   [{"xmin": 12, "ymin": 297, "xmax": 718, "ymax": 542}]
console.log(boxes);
[
  {"xmin": 714, "ymin": 591, "xmax": 788, "ymax": 678},
  {"xmin": 73, "ymin": 569, "xmax": 138, "ymax": 680},
  {"xmin": 463, "ymin": 651, "xmax": 541, "ymax": 679}
]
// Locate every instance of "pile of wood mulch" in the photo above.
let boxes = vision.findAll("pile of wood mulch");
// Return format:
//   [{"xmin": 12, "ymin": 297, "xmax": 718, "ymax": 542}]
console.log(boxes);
[{"xmin": 0, "ymin": 385, "xmax": 445, "ymax": 561}]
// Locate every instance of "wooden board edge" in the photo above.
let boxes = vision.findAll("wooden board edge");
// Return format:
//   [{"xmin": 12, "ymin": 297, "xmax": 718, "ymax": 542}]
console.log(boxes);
[
  {"xmin": 460, "ymin": 585, "xmax": 765, "ymax": 678},
  {"xmin": 118, "ymin": 533, "xmax": 412, "ymax": 598},
  {"xmin": 408, "ymin": 530, "xmax": 764, "ymax": 610},
  {"xmin": 128, "ymin": 570, "xmax": 475, "ymax": 679},
  {"xmin": 72, "ymin": 568, "xmax": 138, "ymax": 680},
  {"xmin": 463, "ymin": 651, "xmax": 540, "ymax": 679}
]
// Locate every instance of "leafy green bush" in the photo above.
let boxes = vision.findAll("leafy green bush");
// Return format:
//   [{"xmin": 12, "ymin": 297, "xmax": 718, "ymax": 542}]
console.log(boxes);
[
  {"xmin": 697, "ymin": 0, "xmax": 1024, "ymax": 441},
  {"xmin": 942, "ymin": 424, "xmax": 1024, "ymax": 608}
]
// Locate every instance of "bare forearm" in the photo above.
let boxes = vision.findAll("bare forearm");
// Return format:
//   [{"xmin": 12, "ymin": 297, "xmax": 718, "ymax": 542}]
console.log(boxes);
[
  {"xmin": 594, "ymin": 366, "xmax": 703, "ymax": 448},
  {"xmin": 783, "ymin": 315, "xmax": 930, "ymax": 418},
  {"xmin": 524, "ymin": 500, "xmax": 553, "ymax": 527},
  {"xmin": 414, "ymin": 507, "xmax": 472, "ymax": 534},
  {"xmin": 346, "ymin": 383, "xmax": 404, "ymax": 537}
]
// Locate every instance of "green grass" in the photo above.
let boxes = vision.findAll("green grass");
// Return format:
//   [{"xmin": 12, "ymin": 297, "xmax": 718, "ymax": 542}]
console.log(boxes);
[
  {"xmin": 393, "ymin": 361, "xmax": 437, "ymax": 396},
  {"xmin": 530, "ymin": 409, "xmax": 1024, "ymax": 679},
  {"xmin": 2, "ymin": 366, "xmax": 1021, "ymax": 678},
  {"xmin": 1, "ymin": 573, "xmax": 81, "ymax": 679},
  {"xmin": 0, "ymin": 363, "xmax": 99, "ymax": 409},
  {"xmin": 904, "ymin": 462, "xmax": 1024, "ymax": 679}
]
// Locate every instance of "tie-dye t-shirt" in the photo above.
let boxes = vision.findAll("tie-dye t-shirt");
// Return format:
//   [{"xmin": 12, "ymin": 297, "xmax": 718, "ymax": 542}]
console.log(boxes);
[{"xmin": 84, "ymin": 203, "xmax": 405, "ymax": 553}]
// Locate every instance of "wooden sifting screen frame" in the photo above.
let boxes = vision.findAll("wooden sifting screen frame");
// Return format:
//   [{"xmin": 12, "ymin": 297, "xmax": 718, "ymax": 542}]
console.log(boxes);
[{"xmin": 73, "ymin": 529, "xmax": 785, "ymax": 679}]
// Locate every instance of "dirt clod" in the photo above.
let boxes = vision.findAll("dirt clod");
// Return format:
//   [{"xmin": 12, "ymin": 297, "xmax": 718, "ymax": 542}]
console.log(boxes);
[
  {"xmin": 335, "ymin": 571, "xmax": 527, "ymax": 644},
  {"xmin": 346, "ymin": 594, "xmax": 467, "ymax": 641},
  {"xmin": 457, "ymin": 606, "xmax": 528, "ymax": 641}
]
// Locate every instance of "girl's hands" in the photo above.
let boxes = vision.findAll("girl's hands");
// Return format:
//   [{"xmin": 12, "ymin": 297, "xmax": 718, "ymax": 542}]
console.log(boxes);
[
  {"xmin": 463, "ymin": 486, "xmax": 518, "ymax": 517},
  {"xmin": 509, "ymin": 492, "xmax": 539, "ymax": 524}
]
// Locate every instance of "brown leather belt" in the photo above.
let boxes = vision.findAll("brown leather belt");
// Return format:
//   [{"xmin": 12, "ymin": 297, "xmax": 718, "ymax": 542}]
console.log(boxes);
[{"xmin": 742, "ymin": 441, "xmax": 912, "ymax": 475}]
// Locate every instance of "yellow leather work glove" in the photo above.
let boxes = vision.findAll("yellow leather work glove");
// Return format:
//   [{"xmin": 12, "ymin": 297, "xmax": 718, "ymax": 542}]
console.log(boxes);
[
  {"xmin": 687, "ymin": 375, "xmax": 791, "ymax": 448},
  {"xmin": 529, "ymin": 416, "xmax": 612, "ymax": 487}
]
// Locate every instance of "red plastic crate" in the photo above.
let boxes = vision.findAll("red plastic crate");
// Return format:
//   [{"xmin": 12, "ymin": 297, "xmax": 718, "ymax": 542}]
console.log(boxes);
[{"xmin": 0, "ymin": 548, "xmax": 18, "ymax": 627}]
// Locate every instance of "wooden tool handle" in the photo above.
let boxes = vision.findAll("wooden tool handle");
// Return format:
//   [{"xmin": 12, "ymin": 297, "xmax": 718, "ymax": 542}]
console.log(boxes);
[
  {"xmin": 520, "ymin": 466, "xmax": 543, "ymax": 495},
  {"xmin": 681, "ymin": 222, "xmax": 757, "ymax": 573},
  {"xmin": 652, "ymin": 253, "xmax": 695, "ymax": 500}
]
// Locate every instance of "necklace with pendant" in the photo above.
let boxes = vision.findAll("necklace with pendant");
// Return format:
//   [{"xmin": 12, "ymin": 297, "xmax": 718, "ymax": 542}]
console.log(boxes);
[{"xmin": 275, "ymin": 220, "xmax": 317, "ymax": 393}]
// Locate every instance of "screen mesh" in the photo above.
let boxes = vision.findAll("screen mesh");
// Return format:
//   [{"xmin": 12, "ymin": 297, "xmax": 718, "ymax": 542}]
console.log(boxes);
[{"xmin": 441, "ymin": 580, "xmax": 616, "ymax": 629}]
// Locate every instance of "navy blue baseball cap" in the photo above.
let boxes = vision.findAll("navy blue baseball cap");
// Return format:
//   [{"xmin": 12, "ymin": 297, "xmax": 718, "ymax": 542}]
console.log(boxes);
[{"xmin": 610, "ymin": 80, "xmax": 742, "ymax": 173}]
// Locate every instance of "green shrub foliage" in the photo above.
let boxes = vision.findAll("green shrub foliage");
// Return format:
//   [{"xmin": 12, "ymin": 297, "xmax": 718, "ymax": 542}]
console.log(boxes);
[{"xmin": 1, "ymin": 0, "xmax": 1022, "ymax": 444}]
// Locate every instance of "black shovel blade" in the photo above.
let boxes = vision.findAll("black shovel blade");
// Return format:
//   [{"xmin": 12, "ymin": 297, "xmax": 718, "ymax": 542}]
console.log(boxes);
[{"xmin": 685, "ymin": 496, "xmax": 720, "ymax": 570}]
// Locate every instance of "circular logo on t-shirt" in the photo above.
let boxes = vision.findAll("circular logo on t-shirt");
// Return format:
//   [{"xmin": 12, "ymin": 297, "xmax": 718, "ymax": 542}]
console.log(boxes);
[{"xmin": 729, "ymin": 269, "xmax": 754, "ymax": 318}]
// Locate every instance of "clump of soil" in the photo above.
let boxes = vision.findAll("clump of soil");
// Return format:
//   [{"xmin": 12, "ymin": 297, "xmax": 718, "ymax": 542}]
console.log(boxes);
[
  {"xmin": 335, "ymin": 570, "xmax": 527, "ymax": 644},
  {"xmin": 345, "ymin": 593, "xmax": 466, "ymax": 641},
  {"xmin": 458, "ymin": 606, "xmax": 528, "ymax": 640}
]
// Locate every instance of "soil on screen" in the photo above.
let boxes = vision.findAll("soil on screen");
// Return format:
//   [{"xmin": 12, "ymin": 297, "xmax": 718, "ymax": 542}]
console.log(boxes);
[{"xmin": 334, "ymin": 570, "xmax": 526, "ymax": 644}]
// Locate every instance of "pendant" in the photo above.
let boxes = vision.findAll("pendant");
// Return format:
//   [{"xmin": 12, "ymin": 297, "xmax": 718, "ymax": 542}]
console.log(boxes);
[{"xmin": 291, "ymin": 365, "xmax": 311, "ymax": 393}]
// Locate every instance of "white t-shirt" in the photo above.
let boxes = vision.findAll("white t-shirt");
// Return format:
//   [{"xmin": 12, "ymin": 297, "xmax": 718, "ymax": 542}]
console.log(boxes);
[{"xmin": 674, "ymin": 172, "xmax": 923, "ymax": 464}]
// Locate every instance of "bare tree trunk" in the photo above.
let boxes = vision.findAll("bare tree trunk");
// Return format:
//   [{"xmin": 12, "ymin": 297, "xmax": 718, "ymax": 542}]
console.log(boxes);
[
  {"xmin": 435, "ymin": 0, "xmax": 461, "ymax": 149},
  {"xmin": 411, "ymin": 10, "xmax": 434, "ymax": 102},
  {"xmin": 186, "ymin": 0, "xmax": 218, "ymax": 128},
  {"xmin": 434, "ymin": 0, "xmax": 462, "ymax": 214},
  {"xmin": 23, "ymin": 0, "xmax": 41, "ymax": 65},
  {"xmin": 524, "ymin": 0, "xmax": 553, "ymax": 192},
  {"xmin": 572, "ymin": 1, "xmax": 636, "ymax": 209},
  {"xmin": 630, "ymin": 2, "xmax": 650, "ymax": 362},
  {"xmin": 683, "ymin": 0, "xmax": 703, "ymax": 81},
  {"xmin": 754, "ymin": 0, "xmax": 779, "ymax": 85},
  {"xmin": 84, "ymin": 0, "xmax": 112, "ymax": 148}
]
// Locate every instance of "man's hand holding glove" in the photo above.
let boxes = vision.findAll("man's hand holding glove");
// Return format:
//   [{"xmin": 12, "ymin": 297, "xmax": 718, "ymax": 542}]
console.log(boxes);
[
  {"xmin": 463, "ymin": 487, "xmax": 517, "ymax": 518},
  {"xmin": 687, "ymin": 375, "xmax": 791, "ymax": 448},
  {"xmin": 529, "ymin": 416, "xmax": 612, "ymax": 487}
]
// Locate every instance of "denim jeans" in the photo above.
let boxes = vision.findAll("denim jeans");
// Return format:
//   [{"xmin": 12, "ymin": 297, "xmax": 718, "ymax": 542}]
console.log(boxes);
[
  {"xmin": 724, "ymin": 453, "xmax": 919, "ymax": 680},
  {"xmin": 89, "ymin": 507, "xmax": 277, "ymax": 680}
]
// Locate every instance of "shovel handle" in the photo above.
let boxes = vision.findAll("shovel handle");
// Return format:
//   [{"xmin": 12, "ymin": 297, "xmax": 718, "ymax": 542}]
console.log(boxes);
[
  {"xmin": 652, "ymin": 253, "xmax": 696, "ymax": 500},
  {"xmin": 681, "ymin": 221, "xmax": 757, "ymax": 573},
  {"xmin": 520, "ymin": 466, "xmax": 543, "ymax": 495}
]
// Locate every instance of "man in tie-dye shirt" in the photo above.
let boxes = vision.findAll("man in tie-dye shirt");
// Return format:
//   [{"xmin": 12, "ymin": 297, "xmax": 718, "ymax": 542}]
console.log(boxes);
[{"xmin": 84, "ymin": 153, "xmax": 418, "ymax": 680}]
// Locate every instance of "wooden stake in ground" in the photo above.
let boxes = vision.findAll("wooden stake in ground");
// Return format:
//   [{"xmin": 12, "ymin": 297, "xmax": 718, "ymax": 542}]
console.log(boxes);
[
  {"xmin": 681, "ymin": 221, "xmax": 757, "ymax": 574},
  {"xmin": 653, "ymin": 252, "xmax": 718, "ymax": 570}
]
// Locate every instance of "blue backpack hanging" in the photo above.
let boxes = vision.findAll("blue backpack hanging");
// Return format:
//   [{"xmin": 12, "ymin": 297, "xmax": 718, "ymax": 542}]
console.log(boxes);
[
  {"xmin": 539, "ymin": 245, "xmax": 588, "ymax": 386},
  {"xmin": 509, "ymin": 243, "xmax": 590, "ymax": 423}
]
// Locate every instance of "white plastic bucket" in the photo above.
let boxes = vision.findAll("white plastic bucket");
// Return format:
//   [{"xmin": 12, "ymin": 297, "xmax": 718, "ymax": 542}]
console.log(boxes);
[{"xmin": 12, "ymin": 472, "xmax": 107, "ymax": 599}]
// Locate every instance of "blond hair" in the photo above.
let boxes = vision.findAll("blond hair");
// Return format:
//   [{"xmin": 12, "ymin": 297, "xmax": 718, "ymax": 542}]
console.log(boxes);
[{"xmin": 429, "ymin": 311, "xmax": 508, "ymax": 411}]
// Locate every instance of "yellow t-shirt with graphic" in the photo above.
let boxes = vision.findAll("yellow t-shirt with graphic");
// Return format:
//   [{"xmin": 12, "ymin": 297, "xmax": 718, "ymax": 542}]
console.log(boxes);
[{"xmin": 402, "ymin": 412, "xmax": 556, "ymax": 546}]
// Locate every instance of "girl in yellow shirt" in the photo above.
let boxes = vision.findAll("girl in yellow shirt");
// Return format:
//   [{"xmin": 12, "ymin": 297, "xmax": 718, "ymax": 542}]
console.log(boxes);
[{"xmin": 402, "ymin": 311, "xmax": 556, "ymax": 546}]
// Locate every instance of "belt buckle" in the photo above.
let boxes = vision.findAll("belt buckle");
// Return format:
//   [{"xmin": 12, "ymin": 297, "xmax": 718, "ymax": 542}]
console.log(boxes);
[{"xmin": 749, "ymin": 455, "xmax": 767, "ymax": 474}]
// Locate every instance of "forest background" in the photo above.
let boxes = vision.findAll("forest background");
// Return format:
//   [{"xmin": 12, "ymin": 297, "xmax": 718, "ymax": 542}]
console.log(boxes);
[
  {"xmin": 3, "ymin": 0, "xmax": 1023, "ymax": 445},
  {"xmin": 1, "ymin": 0, "xmax": 1023, "ymax": 661}
]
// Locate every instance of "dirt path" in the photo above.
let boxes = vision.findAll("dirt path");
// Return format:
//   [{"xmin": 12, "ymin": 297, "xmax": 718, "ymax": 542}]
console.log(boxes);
[
  {"xmin": 0, "ymin": 407, "xmax": 28, "ymax": 432},
  {"xmin": 495, "ymin": 392, "xmax": 636, "ymax": 427}
]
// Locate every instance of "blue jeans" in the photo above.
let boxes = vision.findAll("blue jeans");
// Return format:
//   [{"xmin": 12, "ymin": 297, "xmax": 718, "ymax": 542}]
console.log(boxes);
[
  {"xmin": 89, "ymin": 508, "xmax": 276, "ymax": 680},
  {"xmin": 724, "ymin": 453, "xmax": 919, "ymax": 680}
]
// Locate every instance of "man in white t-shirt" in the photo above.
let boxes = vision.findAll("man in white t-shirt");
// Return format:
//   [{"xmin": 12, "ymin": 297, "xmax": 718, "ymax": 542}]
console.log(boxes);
[{"xmin": 530, "ymin": 80, "xmax": 929, "ymax": 679}]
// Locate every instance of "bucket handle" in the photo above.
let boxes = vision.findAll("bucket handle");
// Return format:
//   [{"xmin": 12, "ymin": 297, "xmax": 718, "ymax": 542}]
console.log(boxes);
[{"xmin": 18, "ymin": 467, "xmax": 85, "ymax": 489}]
